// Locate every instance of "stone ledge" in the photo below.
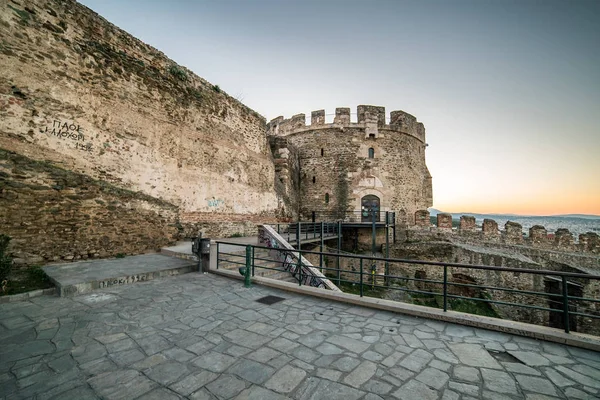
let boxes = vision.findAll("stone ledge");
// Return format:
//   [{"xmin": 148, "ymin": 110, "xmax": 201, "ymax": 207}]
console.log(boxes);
[
  {"xmin": 210, "ymin": 268, "xmax": 600, "ymax": 352},
  {"xmin": 0, "ymin": 287, "xmax": 57, "ymax": 303}
]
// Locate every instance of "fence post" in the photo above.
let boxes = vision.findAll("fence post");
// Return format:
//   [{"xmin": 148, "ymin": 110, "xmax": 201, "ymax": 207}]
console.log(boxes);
[
  {"xmin": 561, "ymin": 276, "xmax": 570, "ymax": 333},
  {"xmin": 337, "ymin": 221, "xmax": 342, "ymax": 286},
  {"xmin": 360, "ymin": 259, "xmax": 364, "ymax": 297},
  {"xmin": 251, "ymin": 246, "xmax": 255, "ymax": 277},
  {"xmin": 244, "ymin": 245, "xmax": 252, "ymax": 288},
  {"xmin": 298, "ymin": 253, "xmax": 303, "ymax": 287},
  {"xmin": 297, "ymin": 222, "xmax": 301, "ymax": 250},
  {"xmin": 216, "ymin": 242, "xmax": 220, "ymax": 270},
  {"xmin": 443, "ymin": 265, "xmax": 448, "ymax": 312},
  {"xmin": 320, "ymin": 222, "xmax": 324, "ymax": 272}
]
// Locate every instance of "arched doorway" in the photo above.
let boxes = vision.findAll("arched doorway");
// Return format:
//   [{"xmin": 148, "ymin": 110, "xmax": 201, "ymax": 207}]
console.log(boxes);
[{"xmin": 361, "ymin": 195, "xmax": 380, "ymax": 222}]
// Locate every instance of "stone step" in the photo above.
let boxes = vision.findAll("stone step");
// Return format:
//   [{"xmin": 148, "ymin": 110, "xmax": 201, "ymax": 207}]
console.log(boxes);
[{"xmin": 43, "ymin": 254, "xmax": 197, "ymax": 297}]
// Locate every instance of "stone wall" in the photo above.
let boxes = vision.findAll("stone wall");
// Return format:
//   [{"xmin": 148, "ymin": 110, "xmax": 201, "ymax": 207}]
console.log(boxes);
[
  {"xmin": 267, "ymin": 106, "xmax": 432, "ymax": 224},
  {"xmin": 0, "ymin": 149, "xmax": 179, "ymax": 265},
  {"xmin": 269, "ymin": 136, "xmax": 300, "ymax": 220},
  {"xmin": 0, "ymin": 0, "xmax": 282, "ymax": 261}
]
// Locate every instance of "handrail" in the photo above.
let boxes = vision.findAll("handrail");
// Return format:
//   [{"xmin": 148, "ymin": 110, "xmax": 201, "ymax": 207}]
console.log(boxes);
[{"xmin": 215, "ymin": 240, "xmax": 600, "ymax": 335}]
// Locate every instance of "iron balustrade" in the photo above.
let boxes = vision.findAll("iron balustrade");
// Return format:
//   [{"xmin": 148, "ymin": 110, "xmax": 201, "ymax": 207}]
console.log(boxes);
[
  {"xmin": 304, "ymin": 210, "xmax": 397, "ymax": 224},
  {"xmin": 215, "ymin": 242, "xmax": 600, "ymax": 334}
]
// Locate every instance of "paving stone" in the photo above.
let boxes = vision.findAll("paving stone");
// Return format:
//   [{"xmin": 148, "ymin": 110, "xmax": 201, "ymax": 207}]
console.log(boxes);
[
  {"xmin": 564, "ymin": 387, "xmax": 595, "ymax": 399},
  {"xmin": 453, "ymin": 365, "xmax": 480, "ymax": 382},
  {"xmin": 192, "ymin": 351, "xmax": 236, "ymax": 373},
  {"xmin": 441, "ymin": 389, "xmax": 460, "ymax": 400},
  {"xmin": 189, "ymin": 387, "xmax": 217, "ymax": 400},
  {"xmin": 136, "ymin": 335, "xmax": 172, "ymax": 355},
  {"xmin": 332, "ymin": 356, "xmax": 361, "ymax": 372},
  {"xmin": 227, "ymin": 359, "xmax": 274, "ymax": 384},
  {"xmin": 95, "ymin": 332, "xmax": 128, "ymax": 344},
  {"xmin": 543, "ymin": 367, "xmax": 575, "ymax": 387},
  {"xmin": 88, "ymin": 369, "xmax": 157, "ymax": 400},
  {"xmin": 398, "ymin": 349, "xmax": 434, "ymax": 372},
  {"xmin": 445, "ymin": 325, "xmax": 475, "ymax": 337},
  {"xmin": 246, "ymin": 347, "xmax": 281, "ymax": 363},
  {"xmin": 515, "ymin": 375, "xmax": 558, "ymax": 397},
  {"xmin": 481, "ymin": 368, "xmax": 518, "ymax": 395},
  {"xmin": 316, "ymin": 367, "xmax": 342, "ymax": 382},
  {"xmin": 224, "ymin": 329, "xmax": 272, "ymax": 349},
  {"xmin": 315, "ymin": 342, "xmax": 344, "ymax": 355},
  {"xmin": 109, "ymin": 348, "xmax": 146, "ymax": 366},
  {"xmin": 430, "ymin": 359, "xmax": 451, "ymax": 372},
  {"xmin": 205, "ymin": 374, "xmax": 247, "ymax": 399},
  {"xmin": 186, "ymin": 338, "xmax": 216, "ymax": 355},
  {"xmin": 382, "ymin": 351, "xmax": 404, "ymax": 367},
  {"xmin": 508, "ymin": 351, "xmax": 551, "ymax": 366},
  {"xmin": 343, "ymin": 360, "xmax": 377, "ymax": 388},
  {"xmin": 105, "ymin": 338, "xmax": 137, "ymax": 353},
  {"xmin": 131, "ymin": 354, "xmax": 168, "ymax": 370},
  {"xmin": 292, "ymin": 346, "xmax": 320, "ymax": 362},
  {"xmin": 394, "ymin": 379, "xmax": 439, "ymax": 400},
  {"xmin": 448, "ymin": 381, "xmax": 480, "ymax": 397},
  {"xmin": 145, "ymin": 361, "xmax": 190, "ymax": 385},
  {"xmin": 416, "ymin": 367, "xmax": 450, "ymax": 389},
  {"xmin": 265, "ymin": 364, "xmax": 306, "ymax": 393},
  {"xmin": 142, "ymin": 387, "xmax": 184, "ymax": 400},
  {"xmin": 361, "ymin": 379, "xmax": 392, "ymax": 395},
  {"xmin": 326, "ymin": 335, "xmax": 370, "ymax": 353},
  {"xmin": 449, "ymin": 343, "xmax": 501, "ymax": 369},
  {"xmin": 233, "ymin": 385, "xmax": 289, "ymax": 400},
  {"xmin": 555, "ymin": 366, "xmax": 600, "ymax": 389},
  {"xmin": 163, "ymin": 347, "xmax": 196, "ymax": 362},
  {"xmin": 434, "ymin": 348, "xmax": 459, "ymax": 364},
  {"xmin": 170, "ymin": 370, "xmax": 218, "ymax": 396},
  {"xmin": 502, "ymin": 361, "xmax": 542, "ymax": 376},
  {"xmin": 294, "ymin": 377, "xmax": 365, "ymax": 400}
]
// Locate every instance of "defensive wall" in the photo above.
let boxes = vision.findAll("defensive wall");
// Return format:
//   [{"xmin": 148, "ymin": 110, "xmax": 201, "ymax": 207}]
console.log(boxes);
[
  {"xmin": 0, "ymin": 0, "xmax": 288, "ymax": 264},
  {"xmin": 267, "ymin": 106, "xmax": 433, "ymax": 224}
]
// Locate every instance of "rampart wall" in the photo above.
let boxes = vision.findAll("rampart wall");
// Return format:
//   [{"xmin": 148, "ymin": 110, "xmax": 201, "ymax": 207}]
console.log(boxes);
[
  {"xmin": 0, "ymin": 0, "xmax": 282, "ymax": 263},
  {"xmin": 267, "ymin": 106, "xmax": 432, "ymax": 223}
]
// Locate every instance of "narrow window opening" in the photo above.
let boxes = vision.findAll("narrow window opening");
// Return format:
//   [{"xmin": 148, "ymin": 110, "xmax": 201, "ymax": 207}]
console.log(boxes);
[
  {"xmin": 321, "ymin": 148, "xmax": 324, "ymax": 156},
  {"xmin": 369, "ymin": 134, "xmax": 376, "ymax": 139},
  {"xmin": 368, "ymin": 147, "xmax": 375, "ymax": 159},
  {"xmin": 312, "ymin": 176, "xmax": 316, "ymax": 184},
  {"xmin": 325, "ymin": 193, "xmax": 330, "ymax": 204}
]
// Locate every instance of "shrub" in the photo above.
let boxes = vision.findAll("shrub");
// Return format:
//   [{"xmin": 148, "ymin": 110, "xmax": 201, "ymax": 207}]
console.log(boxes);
[
  {"xmin": 168, "ymin": 65, "xmax": 188, "ymax": 81},
  {"xmin": 212, "ymin": 84, "xmax": 221, "ymax": 93}
]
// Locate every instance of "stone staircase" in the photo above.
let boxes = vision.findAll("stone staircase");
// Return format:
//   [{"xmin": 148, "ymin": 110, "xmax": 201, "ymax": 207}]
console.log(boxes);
[{"xmin": 217, "ymin": 248, "xmax": 298, "ymax": 284}]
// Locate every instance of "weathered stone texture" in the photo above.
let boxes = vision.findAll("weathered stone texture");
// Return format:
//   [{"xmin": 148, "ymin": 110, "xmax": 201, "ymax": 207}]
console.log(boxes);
[
  {"xmin": 504, "ymin": 221, "xmax": 524, "ymax": 244},
  {"xmin": 415, "ymin": 210, "xmax": 431, "ymax": 227},
  {"xmin": 268, "ymin": 106, "xmax": 432, "ymax": 224},
  {"xmin": 482, "ymin": 219, "xmax": 499, "ymax": 238},
  {"xmin": 459, "ymin": 215, "xmax": 476, "ymax": 231},
  {"xmin": 437, "ymin": 213, "xmax": 453, "ymax": 230},
  {"xmin": 0, "ymin": 0, "xmax": 283, "ymax": 260},
  {"xmin": 0, "ymin": 149, "xmax": 178, "ymax": 265}
]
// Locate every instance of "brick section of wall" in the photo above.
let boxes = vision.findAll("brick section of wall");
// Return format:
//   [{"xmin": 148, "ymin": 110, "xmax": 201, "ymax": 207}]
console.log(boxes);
[
  {"xmin": 459, "ymin": 215, "xmax": 476, "ymax": 231},
  {"xmin": 0, "ymin": 149, "xmax": 179, "ymax": 266},
  {"xmin": 436, "ymin": 213, "xmax": 453, "ymax": 230}
]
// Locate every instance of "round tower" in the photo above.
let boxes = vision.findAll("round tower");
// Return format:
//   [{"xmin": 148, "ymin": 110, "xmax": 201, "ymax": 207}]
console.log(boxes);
[{"xmin": 267, "ymin": 105, "xmax": 433, "ymax": 225}]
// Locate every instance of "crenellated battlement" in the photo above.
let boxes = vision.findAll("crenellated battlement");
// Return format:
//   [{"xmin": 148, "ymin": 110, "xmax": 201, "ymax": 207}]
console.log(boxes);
[
  {"xmin": 413, "ymin": 210, "xmax": 600, "ymax": 255},
  {"xmin": 267, "ymin": 105, "xmax": 426, "ymax": 143}
]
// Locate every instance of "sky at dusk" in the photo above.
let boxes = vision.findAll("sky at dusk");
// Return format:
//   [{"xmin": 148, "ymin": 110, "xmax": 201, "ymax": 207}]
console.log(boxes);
[{"xmin": 79, "ymin": 0, "xmax": 600, "ymax": 216}]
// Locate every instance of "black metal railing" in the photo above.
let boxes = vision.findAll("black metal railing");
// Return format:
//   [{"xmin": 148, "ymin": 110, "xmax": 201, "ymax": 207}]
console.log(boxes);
[
  {"xmin": 303, "ymin": 210, "xmax": 396, "ymax": 224},
  {"xmin": 274, "ymin": 222, "xmax": 341, "ymax": 247},
  {"xmin": 215, "ymin": 242, "xmax": 600, "ymax": 335}
]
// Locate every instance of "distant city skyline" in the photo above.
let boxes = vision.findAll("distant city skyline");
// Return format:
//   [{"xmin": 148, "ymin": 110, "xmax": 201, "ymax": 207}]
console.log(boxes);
[{"xmin": 79, "ymin": 0, "xmax": 600, "ymax": 216}]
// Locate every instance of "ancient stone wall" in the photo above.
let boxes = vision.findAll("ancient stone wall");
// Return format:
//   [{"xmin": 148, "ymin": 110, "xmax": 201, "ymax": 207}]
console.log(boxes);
[
  {"xmin": 0, "ymin": 149, "xmax": 179, "ymax": 265},
  {"xmin": 268, "ymin": 136, "xmax": 300, "ymax": 220},
  {"xmin": 0, "ymin": 0, "xmax": 281, "ymax": 261},
  {"xmin": 267, "ymin": 106, "xmax": 432, "ymax": 224}
]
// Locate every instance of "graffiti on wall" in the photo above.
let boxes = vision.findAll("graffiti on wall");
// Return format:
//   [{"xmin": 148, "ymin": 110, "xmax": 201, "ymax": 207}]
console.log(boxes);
[
  {"xmin": 41, "ymin": 120, "xmax": 85, "ymax": 141},
  {"xmin": 40, "ymin": 120, "xmax": 93, "ymax": 152},
  {"xmin": 208, "ymin": 199, "xmax": 224, "ymax": 207}
]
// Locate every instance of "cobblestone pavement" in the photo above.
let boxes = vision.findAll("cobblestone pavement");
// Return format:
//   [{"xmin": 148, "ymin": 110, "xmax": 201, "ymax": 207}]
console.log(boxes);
[{"xmin": 1, "ymin": 273, "xmax": 599, "ymax": 400}]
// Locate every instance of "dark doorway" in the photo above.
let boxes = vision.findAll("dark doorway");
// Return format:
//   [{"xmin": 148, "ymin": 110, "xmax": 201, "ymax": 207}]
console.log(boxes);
[
  {"xmin": 545, "ymin": 278, "xmax": 582, "ymax": 332},
  {"xmin": 361, "ymin": 195, "xmax": 380, "ymax": 222}
]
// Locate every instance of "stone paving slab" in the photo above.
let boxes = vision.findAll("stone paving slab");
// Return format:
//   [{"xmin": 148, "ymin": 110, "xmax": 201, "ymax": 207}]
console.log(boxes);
[
  {"xmin": 1, "ymin": 272, "xmax": 599, "ymax": 399},
  {"xmin": 43, "ymin": 254, "xmax": 196, "ymax": 297}
]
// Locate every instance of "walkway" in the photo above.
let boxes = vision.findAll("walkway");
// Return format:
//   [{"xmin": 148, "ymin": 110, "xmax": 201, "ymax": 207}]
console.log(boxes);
[{"xmin": 1, "ymin": 273, "xmax": 599, "ymax": 399}]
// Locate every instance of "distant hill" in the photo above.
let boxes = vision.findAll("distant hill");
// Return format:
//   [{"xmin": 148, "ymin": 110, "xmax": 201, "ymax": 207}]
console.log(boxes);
[{"xmin": 428, "ymin": 208, "xmax": 600, "ymax": 221}]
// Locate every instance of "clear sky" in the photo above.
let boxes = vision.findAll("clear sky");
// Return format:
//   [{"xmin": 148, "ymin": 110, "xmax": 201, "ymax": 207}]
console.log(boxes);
[{"xmin": 79, "ymin": 0, "xmax": 600, "ymax": 216}]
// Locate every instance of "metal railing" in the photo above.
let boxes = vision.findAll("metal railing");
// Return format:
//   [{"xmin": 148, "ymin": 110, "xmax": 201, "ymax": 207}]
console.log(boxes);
[
  {"xmin": 303, "ymin": 210, "xmax": 396, "ymax": 224},
  {"xmin": 215, "ymin": 242, "xmax": 600, "ymax": 334},
  {"xmin": 274, "ymin": 222, "xmax": 340, "ymax": 247}
]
